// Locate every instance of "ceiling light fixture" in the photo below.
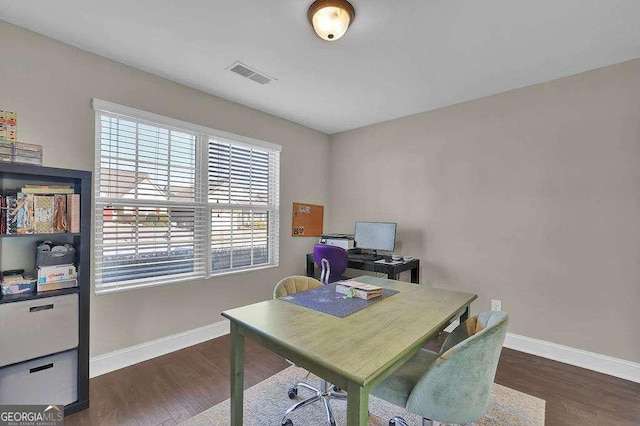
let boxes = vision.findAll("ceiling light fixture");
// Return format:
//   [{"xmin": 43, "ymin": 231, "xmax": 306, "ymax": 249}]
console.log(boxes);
[{"xmin": 307, "ymin": 0, "xmax": 355, "ymax": 41}]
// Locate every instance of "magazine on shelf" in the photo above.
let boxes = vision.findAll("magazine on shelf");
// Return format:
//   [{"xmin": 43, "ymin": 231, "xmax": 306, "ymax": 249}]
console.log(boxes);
[
  {"xmin": 53, "ymin": 194, "xmax": 68, "ymax": 232},
  {"xmin": 66, "ymin": 193, "xmax": 80, "ymax": 233},
  {"xmin": 34, "ymin": 195, "xmax": 55, "ymax": 233},
  {"xmin": 15, "ymin": 193, "xmax": 35, "ymax": 234},
  {"xmin": 5, "ymin": 195, "xmax": 17, "ymax": 234}
]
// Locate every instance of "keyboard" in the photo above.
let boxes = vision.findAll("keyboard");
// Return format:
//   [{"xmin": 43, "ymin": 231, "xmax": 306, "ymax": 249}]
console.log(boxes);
[{"xmin": 348, "ymin": 253, "xmax": 383, "ymax": 262}]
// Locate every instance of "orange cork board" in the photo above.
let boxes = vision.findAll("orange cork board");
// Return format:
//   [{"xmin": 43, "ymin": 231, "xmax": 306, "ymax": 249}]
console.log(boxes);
[{"xmin": 292, "ymin": 202, "xmax": 324, "ymax": 237}]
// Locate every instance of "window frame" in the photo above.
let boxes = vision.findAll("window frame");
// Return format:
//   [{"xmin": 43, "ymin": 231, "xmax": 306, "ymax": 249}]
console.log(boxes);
[{"xmin": 92, "ymin": 99, "xmax": 281, "ymax": 295}]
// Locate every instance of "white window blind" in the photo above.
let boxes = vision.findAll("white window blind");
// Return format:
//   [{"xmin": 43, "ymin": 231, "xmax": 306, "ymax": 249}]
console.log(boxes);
[
  {"xmin": 93, "ymin": 99, "xmax": 280, "ymax": 294},
  {"xmin": 209, "ymin": 139, "xmax": 279, "ymax": 272}
]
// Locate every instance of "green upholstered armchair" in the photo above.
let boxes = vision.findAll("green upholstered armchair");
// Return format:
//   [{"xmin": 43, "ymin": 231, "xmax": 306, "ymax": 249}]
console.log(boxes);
[
  {"xmin": 273, "ymin": 275, "xmax": 323, "ymax": 298},
  {"xmin": 273, "ymin": 276, "xmax": 346, "ymax": 426},
  {"xmin": 371, "ymin": 311, "xmax": 508, "ymax": 426}
]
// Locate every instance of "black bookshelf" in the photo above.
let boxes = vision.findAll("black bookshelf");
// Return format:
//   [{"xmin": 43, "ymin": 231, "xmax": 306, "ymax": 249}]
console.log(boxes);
[{"xmin": 0, "ymin": 163, "xmax": 91, "ymax": 415}]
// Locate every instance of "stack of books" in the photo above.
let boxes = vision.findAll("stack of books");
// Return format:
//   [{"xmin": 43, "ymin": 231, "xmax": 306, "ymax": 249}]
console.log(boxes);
[
  {"xmin": 37, "ymin": 264, "xmax": 78, "ymax": 292},
  {"xmin": 20, "ymin": 184, "xmax": 74, "ymax": 195},
  {"xmin": 335, "ymin": 280, "xmax": 383, "ymax": 300}
]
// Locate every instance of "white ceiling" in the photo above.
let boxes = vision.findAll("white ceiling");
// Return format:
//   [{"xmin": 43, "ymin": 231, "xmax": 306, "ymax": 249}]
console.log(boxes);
[{"xmin": 2, "ymin": 0, "xmax": 640, "ymax": 134}]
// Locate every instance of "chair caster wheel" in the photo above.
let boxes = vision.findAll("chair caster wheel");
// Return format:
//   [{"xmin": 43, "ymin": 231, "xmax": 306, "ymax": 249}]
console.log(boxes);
[
  {"xmin": 287, "ymin": 387, "xmax": 298, "ymax": 399},
  {"xmin": 282, "ymin": 419, "xmax": 293, "ymax": 426},
  {"xmin": 330, "ymin": 421, "xmax": 336, "ymax": 426},
  {"xmin": 332, "ymin": 385, "xmax": 340, "ymax": 392}
]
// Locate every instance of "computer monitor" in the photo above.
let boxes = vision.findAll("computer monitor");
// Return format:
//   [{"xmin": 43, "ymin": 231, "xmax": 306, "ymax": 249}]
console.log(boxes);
[{"xmin": 354, "ymin": 221, "xmax": 397, "ymax": 253}]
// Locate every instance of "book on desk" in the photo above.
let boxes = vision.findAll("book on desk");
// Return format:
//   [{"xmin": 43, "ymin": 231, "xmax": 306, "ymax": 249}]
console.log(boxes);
[{"xmin": 335, "ymin": 280, "xmax": 383, "ymax": 300}]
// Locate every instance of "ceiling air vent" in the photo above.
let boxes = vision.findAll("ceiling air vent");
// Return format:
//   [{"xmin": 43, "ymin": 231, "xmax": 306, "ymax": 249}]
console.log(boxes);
[{"xmin": 226, "ymin": 61, "xmax": 276, "ymax": 85}]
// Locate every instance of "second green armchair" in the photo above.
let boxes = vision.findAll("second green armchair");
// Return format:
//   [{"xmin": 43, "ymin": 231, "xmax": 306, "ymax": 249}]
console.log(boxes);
[{"xmin": 371, "ymin": 311, "xmax": 508, "ymax": 426}]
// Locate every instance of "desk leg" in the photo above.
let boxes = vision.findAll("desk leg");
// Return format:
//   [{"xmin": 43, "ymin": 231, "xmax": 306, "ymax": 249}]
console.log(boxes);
[
  {"xmin": 411, "ymin": 260, "xmax": 420, "ymax": 284},
  {"xmin": 230, "ymin": 321, "xmax": 244, "ymax": 426},
  {"xmin": 460, "ymin": 305, "xmax": 470, "ymax": 323},
  {"xmin": 306, "ymin": 258, "xmax": 315, "ymax": 278},
  {"xmin": 347, "ymin": 382, "xmax": 368, "ymax": 426}
]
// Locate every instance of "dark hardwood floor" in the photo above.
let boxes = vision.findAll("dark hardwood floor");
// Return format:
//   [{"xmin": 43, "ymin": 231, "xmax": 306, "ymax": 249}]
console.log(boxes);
[{"xmin": 67, "ymin": 334, "xmax": 640, "ymax": 425}]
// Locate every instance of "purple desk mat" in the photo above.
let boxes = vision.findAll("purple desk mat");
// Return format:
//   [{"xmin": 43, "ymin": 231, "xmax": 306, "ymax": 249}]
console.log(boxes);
[{"xmin": 279, "ymin": 283, "xmax": 399, "ymax": 318}]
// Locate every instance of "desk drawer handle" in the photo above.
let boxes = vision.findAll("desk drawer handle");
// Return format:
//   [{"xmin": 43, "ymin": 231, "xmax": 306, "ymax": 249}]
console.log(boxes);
[
  {"xmin": 30, "ymin": 363, "xmax": 54, "ymax": 374},
  {"xmin": 30, "ymin": 304, "xmax": 54, "ymax": 312}
]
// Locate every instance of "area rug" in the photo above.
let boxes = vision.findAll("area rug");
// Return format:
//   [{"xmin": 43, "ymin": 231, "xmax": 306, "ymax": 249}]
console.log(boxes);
[{"xmin": 182, "ymin": 366, "xmax": 545, "ymax": 425}]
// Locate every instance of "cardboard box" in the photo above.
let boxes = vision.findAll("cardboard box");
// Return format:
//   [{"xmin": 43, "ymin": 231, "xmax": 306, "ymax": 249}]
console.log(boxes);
[
  {"xmin": 37, "ymin": 278, "xmax": 77, "ymax": 292},
  {"xmin": 37, "ymin": 264, "xmax": 77, "ymax": 284}
]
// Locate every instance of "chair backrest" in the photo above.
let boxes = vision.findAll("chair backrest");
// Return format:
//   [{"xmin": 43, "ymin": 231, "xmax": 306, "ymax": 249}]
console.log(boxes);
[
  {"xmin": 313, "ymin": 244, "xmax": 349, "ymax": 283},
  {"xmin": 273, "ymin": 275, "xmax": 323, "ymax": 299},
  {"xmin": 406, "ymin": 311, "xmax": 508, "ymax": 424}
]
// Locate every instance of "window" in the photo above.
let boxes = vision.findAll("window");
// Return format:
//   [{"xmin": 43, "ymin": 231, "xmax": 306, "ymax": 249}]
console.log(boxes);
[{"xmin": 93, "ymin": 99, "xmax": 280, "ymax": 294}]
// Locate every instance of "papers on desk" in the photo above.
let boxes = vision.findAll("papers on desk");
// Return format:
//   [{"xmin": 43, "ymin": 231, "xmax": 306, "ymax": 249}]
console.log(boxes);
[{"xmin": 374, "ymin": 259, "xmax": 403, "ymax": 265}]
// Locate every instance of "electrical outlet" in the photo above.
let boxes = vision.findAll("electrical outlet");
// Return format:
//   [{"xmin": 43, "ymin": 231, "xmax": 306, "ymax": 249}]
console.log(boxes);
[{"xmin": 491, "ymin": 299, "xmax": 502, "ymax": 311}]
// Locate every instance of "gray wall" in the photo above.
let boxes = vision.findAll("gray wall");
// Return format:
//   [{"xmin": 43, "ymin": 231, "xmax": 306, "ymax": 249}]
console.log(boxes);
[
  {"xmin": 0, "ymin": 22, "xmax": 329, "ymax": 356},
  {"xmin": 3, "ymin": 19, "xmax": 638, "ymax": 364},
  {"xmin": 329, "ymin": 59, "xmax": 640, "ymax": 363}
]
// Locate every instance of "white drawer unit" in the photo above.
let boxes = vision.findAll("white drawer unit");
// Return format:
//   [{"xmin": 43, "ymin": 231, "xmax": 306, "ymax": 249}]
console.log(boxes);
[
  {"xmin": 0, "ymin": 350, "xmax": 77, "ymax": 405},
  {"xmin": 0, "ymin": 293, "xmax": 78, "ymax": 367}
]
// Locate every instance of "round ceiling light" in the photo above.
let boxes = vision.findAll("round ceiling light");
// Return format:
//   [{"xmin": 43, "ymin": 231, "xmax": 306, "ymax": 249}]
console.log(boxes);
[{"xmin": 307, "ymin": 0, "xmax": 356, "ymax": 41}]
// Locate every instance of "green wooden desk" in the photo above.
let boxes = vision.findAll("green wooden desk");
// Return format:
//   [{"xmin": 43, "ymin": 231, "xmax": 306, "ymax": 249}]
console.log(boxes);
[{"xmin": 222, "ymin": 276, "xmax": 477, "ymax": 426}]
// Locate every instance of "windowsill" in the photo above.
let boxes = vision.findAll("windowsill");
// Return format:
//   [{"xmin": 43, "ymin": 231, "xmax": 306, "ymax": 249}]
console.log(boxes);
[
  {"xmin": 208, "ymin": 263, "xmax": 280, "ymax": 279},
  {"xmin": 95, "ymin": 263, "xmax": 280, "ymax": 295}
]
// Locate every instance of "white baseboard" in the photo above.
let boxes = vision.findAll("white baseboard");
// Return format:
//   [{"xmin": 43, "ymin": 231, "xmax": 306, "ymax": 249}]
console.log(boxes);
[
  {"xmin": 504, "ymin": 333, "xmax": 640, "ymax": 383},
  {"xmin": 445, "ymin": 319, "xmax": 638, "ymax": 383},
  {"xmin": 89, "ymin": 320, "xmax": 230, "ymax": 378},
  {"xmin": 90, "ymin": 318, "xmax": 639, "ymax": 384}
]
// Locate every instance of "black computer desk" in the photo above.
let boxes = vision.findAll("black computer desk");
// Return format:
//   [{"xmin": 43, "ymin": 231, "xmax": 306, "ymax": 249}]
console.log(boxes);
[{"xmin": 305, "ymin": 253, "xmax": 420, "ymax": 284}]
